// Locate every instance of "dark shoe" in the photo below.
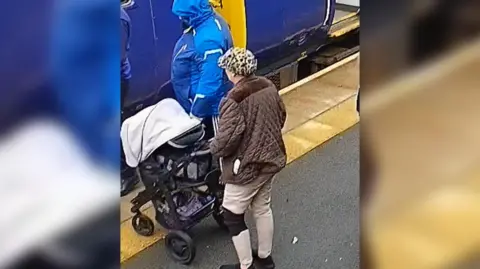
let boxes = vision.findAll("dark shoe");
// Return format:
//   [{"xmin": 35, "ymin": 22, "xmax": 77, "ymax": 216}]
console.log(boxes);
[
  {"xmin": 121, "ymin": 175, "xmax": 139, "ymax": 197},
  {"xmin": 219, "ymin": 263, "xmax": 255, "ymax": 269},
  {"xmin": 252, "ymin": 249, "xmax": 275, "ymax": 269}
]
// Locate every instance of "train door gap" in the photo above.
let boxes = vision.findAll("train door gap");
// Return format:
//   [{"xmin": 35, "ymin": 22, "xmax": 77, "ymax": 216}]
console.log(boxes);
[
  {"xmin": 335, "ymin": 3, "xmax": 359, "ymax": 13},
  {"xmin": 211, "ymin": 0, "xmax": 246, "ymax": 47},
  {"xmin": 297, "ymin": 59, "xmax": 313, "ymax": 81},
  {"xmin": 304, "ymin": 30, "xmax": 359, "ymax": 73}
]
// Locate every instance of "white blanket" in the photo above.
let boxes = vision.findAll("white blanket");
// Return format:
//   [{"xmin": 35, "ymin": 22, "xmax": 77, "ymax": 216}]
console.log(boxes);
[{"xmin": 121, "ymin": 98, "xmax": 201, "ymax": 167}]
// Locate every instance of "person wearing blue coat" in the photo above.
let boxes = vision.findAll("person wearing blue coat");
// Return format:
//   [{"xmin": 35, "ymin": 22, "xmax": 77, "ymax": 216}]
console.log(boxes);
[{"xmin": 171, "ymin": 0, "xmax": 233, "ymax": 138}]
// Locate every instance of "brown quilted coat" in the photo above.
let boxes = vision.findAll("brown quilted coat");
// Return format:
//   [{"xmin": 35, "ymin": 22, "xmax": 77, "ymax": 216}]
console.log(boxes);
[{"xmin": 210, "ymin": 75, "xmax": 287, "ymax": 185}]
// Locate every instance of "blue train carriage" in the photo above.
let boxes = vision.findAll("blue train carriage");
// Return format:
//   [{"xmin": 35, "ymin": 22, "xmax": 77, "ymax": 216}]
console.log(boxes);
[{"xmin": 121, "ymin": 0, "xmax": 336, "ymax": 117}]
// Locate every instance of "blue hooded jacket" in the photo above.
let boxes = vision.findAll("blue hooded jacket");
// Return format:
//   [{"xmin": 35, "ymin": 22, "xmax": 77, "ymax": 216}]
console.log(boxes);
[{"xmin": 171, "ymin": 0, "xmax": 233, "ymax": 118}]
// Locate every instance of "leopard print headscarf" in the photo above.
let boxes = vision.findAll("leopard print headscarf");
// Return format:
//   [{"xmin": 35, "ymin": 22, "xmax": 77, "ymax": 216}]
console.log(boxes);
[{"xmin": 218, "ymin": 47, "xmax": 257, "ymax": 77}]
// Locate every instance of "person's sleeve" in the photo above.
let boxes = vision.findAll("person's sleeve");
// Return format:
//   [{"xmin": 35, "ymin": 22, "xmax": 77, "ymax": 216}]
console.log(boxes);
[
  {"xmin": 279, "ymin": 97, "xmax": 287, "ymax": 127},
  {"xmin": 190, "ymin": 39, "xmax": 225, "ymax": 117},
  {"xmin": 210, "ymin": 99, "xmax": 246, "ymax": 158}
]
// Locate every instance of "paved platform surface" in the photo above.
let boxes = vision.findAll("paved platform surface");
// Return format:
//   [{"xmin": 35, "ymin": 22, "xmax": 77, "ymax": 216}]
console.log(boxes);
[{"xmin": 122, "ymin": 126, "xmax": 360, "ymax": 269}]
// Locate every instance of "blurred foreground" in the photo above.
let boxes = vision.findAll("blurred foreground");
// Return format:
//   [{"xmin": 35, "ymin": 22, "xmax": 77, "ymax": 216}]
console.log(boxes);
[
  {"xmin": 363, "ymin": 37, "xmax": 480, "ymax": 269},
  {"xmin": 0, "ymin": 0, "xmax": 119, "ymax": 268},
  {"xmin": 0, "ymin": 120, "xmax": 118, "ymax": 269},
  {"xmin": 361, "ymin": 1, "xmax": 480, "ymax": 268}
]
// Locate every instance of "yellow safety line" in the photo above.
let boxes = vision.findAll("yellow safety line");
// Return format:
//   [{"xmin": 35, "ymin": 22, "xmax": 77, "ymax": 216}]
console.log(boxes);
[
  {"xmin": 121, "ymin": 206, "xmax": 166, "ymax": 263},
  {"xmin": 283, "ymin": 96, "xmax": 358, "ymax": 164},
  {"xmin": 332, "ymin": 11, "xmax": 358, "ymax": 25},
  {"xmin": 329, "ymin": 20, "xmax": 359, "ymax": 38}
]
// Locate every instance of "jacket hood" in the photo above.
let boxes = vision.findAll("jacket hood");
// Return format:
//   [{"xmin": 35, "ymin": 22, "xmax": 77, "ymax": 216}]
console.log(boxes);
[{"xmin": 172, "ymin": 0, "xmax": 213, "ymax": 28}]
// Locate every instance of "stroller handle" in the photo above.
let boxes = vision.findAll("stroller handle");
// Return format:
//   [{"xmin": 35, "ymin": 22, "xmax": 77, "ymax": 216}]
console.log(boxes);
[
  {"xmin": 173, "ymin": 148, "xmax": 211, "ymax": 173},
  {"xmin": 190, "ymin": 149, "xmax": 210, "ymax": 157}
]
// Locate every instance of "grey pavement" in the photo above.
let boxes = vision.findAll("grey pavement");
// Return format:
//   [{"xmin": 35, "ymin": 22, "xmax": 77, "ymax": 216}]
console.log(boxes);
[{"xmin": 122, "ymin": 125, "xmax": 359, "ymax": 269}]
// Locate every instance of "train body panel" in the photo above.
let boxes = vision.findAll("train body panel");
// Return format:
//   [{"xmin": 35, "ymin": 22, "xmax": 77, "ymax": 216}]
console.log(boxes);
[
  {"xmin": 1, "ymin": 0, "xmax": 336, "ymax": 117},
  {"xmin": 123, "ymin": 0, "xmax": 179, "ymax": 110},
  {"xmin": 123, "ymin": 0, "xmax": 335, "ymax": 114}
]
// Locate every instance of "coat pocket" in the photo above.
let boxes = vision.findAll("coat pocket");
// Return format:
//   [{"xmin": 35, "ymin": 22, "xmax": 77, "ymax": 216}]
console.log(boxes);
[{"xmin": 233, "ymin": 158, "xmax": 241, "ymax": 175}]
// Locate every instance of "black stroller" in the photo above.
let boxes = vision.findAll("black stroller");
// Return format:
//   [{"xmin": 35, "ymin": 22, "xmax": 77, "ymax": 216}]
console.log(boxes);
[{"xmin": 124, "ymin": 103, "xmax": 227, "ymax": 265}]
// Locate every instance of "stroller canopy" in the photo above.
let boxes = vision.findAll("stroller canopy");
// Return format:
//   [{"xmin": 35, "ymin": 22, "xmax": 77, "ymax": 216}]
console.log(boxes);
[{"xmin": 121, "ymin": 98, "xmax": 201, "ymax": 167}]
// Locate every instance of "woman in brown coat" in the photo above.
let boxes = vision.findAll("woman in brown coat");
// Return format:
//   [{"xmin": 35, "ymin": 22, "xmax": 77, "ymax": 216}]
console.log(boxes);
[{"xmin": 210, "ymin": 47, "xmax": 287, "ymax": 269}]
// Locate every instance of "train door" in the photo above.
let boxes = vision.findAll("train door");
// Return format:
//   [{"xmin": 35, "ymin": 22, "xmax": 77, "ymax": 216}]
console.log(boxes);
[
  {"xmin": 122, "ymin": 0, "xmax": 157, "ymax": 107},
  {"xmin": 279, "ymin": 0, "xmax": 335, "ymax": 62},
  {"xmin": 281, "ymin": 0, "xmax": 335, "ymax": 33},
  {"xmin": 210, "ymin": 0, "xmax": 247, "ymax": 48},
  {"xmin": 243, "ymin": 0, "xmax": 286, "ymax": 71}
]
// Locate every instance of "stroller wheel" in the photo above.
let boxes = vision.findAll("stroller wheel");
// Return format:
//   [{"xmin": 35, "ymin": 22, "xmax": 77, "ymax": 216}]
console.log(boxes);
[
  {"xmin": 131, "ymin": 214, "xmax": 155, "ymax": 236},
  {"xmin": 165, "ymin": 230, "xmax": 196, "ymax": 265}
]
